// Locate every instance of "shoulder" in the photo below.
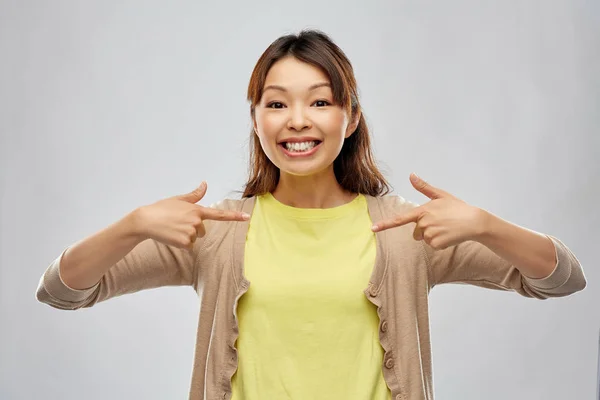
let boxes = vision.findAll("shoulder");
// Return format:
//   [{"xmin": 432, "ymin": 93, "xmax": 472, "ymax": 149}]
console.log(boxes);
[
  {"xmin": 207, "ymin": 197, "xmax": 250, "ymax": 212},
  {"xmin": 365, "ymin": 194, "xmax": 429, "ymax": 265},
  {"xmin": 366, "ymin": 193, "xmax": 420, "ymax": 217}
]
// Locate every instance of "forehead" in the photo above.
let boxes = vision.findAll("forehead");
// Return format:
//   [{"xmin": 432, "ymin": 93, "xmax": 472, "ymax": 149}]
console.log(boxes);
[{"xmin": 264, "ymin": 56, "xmax": 330, "ymax": 88}]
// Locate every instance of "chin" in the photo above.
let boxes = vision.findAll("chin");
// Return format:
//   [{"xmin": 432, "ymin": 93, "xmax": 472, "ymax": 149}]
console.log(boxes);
[{"xmin": 277, "ymin": 160, "xmax": 333, "ymax": 178}]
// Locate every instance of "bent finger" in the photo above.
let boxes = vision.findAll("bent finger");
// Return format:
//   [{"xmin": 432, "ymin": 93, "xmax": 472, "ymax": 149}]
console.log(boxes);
[
  {"xmin": 196, "ymin": 221, "xmax": 206, "ymax": 238},
  {"xmin": 413, "ymin": 226, "xmax": 423, "ymax": 241}
]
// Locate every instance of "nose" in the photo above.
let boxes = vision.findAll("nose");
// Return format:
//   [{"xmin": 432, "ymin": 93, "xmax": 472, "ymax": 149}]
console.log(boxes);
[{"xmin": 286, "ymin": 105, "xmax": 312, "ymax": 132}]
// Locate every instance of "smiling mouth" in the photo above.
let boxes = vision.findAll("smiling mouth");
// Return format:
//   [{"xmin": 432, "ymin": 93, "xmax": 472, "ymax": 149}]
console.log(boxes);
[
  {"xmin": 280, "ymin": 140, "xmax": 321, "ymax": 152},
  {"xmin": 278, "ymin": 140, "xmax": 323, "ymax": 156}
]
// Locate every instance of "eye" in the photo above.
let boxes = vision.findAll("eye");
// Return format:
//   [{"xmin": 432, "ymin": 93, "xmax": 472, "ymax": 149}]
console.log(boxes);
[
  {"xmin": 313, "ymin": 100, "xmax": 331, "ymax": 107},
  {"xmin": 266, "ymin": 101, "xmax": 285, "ymax": 109}
]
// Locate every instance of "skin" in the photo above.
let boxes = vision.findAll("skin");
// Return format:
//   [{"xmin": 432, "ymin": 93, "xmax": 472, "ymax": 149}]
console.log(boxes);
[{"xmin": 253, "ymin": 56, "xmax": 359, "ymax": 209}]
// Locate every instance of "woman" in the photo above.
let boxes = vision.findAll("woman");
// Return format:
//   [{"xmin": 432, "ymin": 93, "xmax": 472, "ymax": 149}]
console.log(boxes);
[{"xmin": 36, "ymin": 29, "xmax": 586, "ymax": 400}]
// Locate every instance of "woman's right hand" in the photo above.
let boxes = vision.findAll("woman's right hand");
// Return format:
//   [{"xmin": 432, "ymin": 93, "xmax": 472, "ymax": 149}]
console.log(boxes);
[{"xmin": 134, "ymin": 182, "xmax": 250, "ymax": 249}]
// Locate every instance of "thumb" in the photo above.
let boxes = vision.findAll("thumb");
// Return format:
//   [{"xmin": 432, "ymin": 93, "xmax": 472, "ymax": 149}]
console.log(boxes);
[
  {"xmin": 176, "ymin": 181, "xmax": 208, "ymax": 203},
  {"xmin": 410, "ymin": 173, "xmax": 445, "ymax": 199}
]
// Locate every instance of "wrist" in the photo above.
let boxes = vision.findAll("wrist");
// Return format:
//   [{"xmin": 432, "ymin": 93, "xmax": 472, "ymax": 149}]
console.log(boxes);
[
  {"xmin": 125, "ymin": 207, "xmax": 150, "ymax": 241},
  {"xmin": 471, "ymin": 207, "xmax": 493, "ymax": 242}
]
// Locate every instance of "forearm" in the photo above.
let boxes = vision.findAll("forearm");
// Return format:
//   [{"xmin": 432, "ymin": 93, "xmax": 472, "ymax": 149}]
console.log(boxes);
[
  {"xmin": 475, "ymin": 210, "xmax": 557, "ymax": 279},
  {"xmin": 60, "ymin": 209, "xmax": 146, "ymax": 290}
]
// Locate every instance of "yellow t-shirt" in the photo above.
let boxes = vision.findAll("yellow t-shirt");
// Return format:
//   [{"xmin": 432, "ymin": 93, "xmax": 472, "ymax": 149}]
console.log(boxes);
[{"xmin": 231, "ymin": 192, "xmax": 391, "ymax": 400}]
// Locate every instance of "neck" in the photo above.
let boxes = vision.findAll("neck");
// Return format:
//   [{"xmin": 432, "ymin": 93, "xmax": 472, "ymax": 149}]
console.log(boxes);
[{"xmin": 272, "ymin": 166, "xmax": 356, "ymax": 209}]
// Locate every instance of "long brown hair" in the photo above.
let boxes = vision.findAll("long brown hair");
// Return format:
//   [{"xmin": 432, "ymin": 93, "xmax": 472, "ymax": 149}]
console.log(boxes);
[{"xmin": 242, "ymin": 29, "xmax": 391, "ymax": 198}]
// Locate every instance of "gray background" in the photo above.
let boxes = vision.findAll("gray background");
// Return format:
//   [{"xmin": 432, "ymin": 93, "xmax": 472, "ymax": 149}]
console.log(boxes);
[{"xmin": 1, "ymin": 1, "xmax": 598, "ymax": 399}]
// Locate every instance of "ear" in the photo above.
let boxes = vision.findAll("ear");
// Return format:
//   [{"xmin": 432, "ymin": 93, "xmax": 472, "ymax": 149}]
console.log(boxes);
[
  {"xmin": 345, "ymin": 110, "xmax": 361, "ymax": 138},
  {"xmin": 252, "ymin": 116, "xmax": 259, "ymax": 136}
]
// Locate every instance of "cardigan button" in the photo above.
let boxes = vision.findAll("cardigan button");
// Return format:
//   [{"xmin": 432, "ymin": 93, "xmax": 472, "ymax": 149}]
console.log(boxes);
[
  {"xmin": 381, "ymin": 320, "xmax": 388, "ymax": 332},
  {"xmin": 395, "ymin": 394, "xmax": 402, "ymax": 400},
  {"xmin": 369, "ymin": 286, "xmax": 377, "ymax": 297},
  {"xmin": 385, "ymin": 357, "xmax": 394, "ymax": 369}
]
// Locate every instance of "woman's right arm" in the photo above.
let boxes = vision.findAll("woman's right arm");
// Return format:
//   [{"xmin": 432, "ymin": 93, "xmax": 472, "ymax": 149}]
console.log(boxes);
[
  {"xmin": 57, "ymin": 209, "xmax": 146, "ymax": 291},
  {"xmin": 35, "ymin": 182, "xmax": 249, "ymax": 310}
]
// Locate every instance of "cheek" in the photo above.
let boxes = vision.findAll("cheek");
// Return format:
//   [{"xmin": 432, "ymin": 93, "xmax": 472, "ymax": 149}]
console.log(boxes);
[
  {"xmin": 255, "ymin": 111, "xmax": 284, "ymax": 138},
  {"xmin": 254, "ymin": 115, "xmax": 281, "ymax": 159},
  {"xmin": 319, "ymin": 112, "xmax": 348, "ymax": 137}
]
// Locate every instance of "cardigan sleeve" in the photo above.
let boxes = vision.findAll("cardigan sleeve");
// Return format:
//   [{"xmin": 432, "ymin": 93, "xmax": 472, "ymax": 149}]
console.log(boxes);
[
  {"xmin": 35, "ymin": 238, "xmax": 200, "ymax": 310},
  {"xmin": 422, "ymin": 228, "xmax": 586, "ymax": 299}
]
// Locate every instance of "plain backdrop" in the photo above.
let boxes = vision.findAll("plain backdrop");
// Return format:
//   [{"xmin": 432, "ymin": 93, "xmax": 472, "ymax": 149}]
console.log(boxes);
[{"xmin": 1, "ymin": 1, "xmax": 598, "ymax": 399}]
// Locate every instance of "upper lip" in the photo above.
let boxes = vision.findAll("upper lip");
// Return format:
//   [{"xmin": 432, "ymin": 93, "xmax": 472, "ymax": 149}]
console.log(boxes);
[{"xmin": 278, "ymin": 136, "xmax": 322, "ymax": 144}]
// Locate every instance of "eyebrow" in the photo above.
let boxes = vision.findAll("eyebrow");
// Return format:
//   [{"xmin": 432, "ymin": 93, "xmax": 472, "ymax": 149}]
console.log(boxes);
[{"xmin": 263, "ymin": 82, "xmax": 331, "ymax": 93}]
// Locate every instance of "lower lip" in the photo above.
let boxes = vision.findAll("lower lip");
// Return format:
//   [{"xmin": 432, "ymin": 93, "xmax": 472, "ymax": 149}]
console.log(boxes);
[{"xmin": 279, "ymin": 142, "xmax": 322, "ymax": 158}]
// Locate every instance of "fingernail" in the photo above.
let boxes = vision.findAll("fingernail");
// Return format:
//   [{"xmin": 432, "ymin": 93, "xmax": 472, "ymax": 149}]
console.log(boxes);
[
  {"xmin": 241, "ymin": 213, "xmax": 251, "ymax": 220},
  {"xmin": 371, "ymin": 224, "xmax": 379, "ymax": 231}
]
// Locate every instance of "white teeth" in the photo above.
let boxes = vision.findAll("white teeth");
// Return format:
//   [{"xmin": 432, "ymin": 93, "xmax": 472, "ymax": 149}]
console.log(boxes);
[{"xmin": 284, "ymin": 141, "xmax": 318, "ymax": 152}]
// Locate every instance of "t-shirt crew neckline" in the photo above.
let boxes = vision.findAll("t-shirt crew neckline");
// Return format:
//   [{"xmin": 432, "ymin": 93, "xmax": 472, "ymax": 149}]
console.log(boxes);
[{"xmin": 260, "ymin": 192, "xmax": 365, "ymax": 220}]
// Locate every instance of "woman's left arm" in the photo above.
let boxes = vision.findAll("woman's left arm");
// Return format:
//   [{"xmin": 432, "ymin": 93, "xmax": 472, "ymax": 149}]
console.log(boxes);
[{"xmin": 372, "ymin": 173, "xmax": 587, "ymax": 297}]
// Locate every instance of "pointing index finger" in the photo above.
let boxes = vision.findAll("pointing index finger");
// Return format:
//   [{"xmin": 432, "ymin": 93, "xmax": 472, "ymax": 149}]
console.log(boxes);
[
  {"xmin": 371, "ymin": 206, "xmax": 422, "ymax": 232},
  {"xmin": 200, "ymin": 207, "xmax": 250, "ymax": 222}
]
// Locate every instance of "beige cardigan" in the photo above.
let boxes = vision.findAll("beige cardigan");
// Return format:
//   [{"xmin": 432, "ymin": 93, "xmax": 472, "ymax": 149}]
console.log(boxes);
[{"xmin": 36, "ymin": 194, "xmax": 586, "ymax": 400}]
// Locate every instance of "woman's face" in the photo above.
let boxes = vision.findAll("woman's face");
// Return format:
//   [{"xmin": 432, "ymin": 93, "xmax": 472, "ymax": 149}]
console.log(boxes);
[{"xmin": 253, "ymin": 56, "xmax": 358, "ymax": 177}]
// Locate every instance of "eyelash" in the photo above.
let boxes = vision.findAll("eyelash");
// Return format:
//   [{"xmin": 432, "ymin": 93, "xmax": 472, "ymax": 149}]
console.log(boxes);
[{"xmin": 266, "ymin": 100, "xmax": 331, "ymax": 109}]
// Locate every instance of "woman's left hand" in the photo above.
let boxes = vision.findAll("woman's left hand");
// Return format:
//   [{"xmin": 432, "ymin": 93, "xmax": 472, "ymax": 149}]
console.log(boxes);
[{"xmin": 372, "ymin": 173, "xmax": 487, "ymax": 250}]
